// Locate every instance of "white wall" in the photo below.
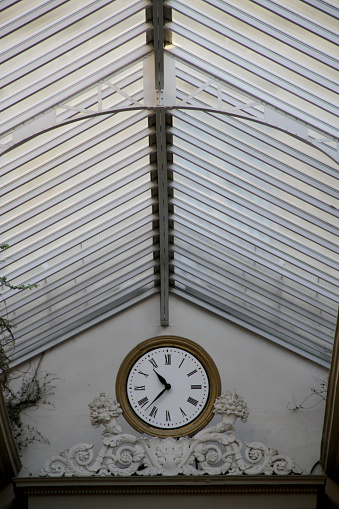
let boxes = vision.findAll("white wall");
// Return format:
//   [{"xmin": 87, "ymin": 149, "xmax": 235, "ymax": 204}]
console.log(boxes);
[{"xmin": 15, "ymin": 294, "xmax": 328, "ymax": 476}]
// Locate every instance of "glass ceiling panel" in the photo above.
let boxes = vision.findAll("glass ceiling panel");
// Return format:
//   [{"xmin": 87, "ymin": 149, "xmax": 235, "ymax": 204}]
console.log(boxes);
[
  {"xmin": 1, "ymin": 108, "xmax": 157, "ymax": 363},
  {"xmin": 1, "ymin": 0, "xmax": 338, "ymax": 368},
  {"xmin": 170, "ymin": 108, "xmax": 339, "ymax": 365}
]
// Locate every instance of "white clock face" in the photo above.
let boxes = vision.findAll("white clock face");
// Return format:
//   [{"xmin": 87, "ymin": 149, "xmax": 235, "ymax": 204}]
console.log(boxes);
[{"xmin": 126, "ymin": 347, "xmax": 210, "ymax": 429}]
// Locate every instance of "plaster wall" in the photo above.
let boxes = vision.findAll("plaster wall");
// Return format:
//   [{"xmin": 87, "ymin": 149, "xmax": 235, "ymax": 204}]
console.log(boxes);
[{"xmin": 15, "ymin": 295, "xmax": 328, "ymax": 476}]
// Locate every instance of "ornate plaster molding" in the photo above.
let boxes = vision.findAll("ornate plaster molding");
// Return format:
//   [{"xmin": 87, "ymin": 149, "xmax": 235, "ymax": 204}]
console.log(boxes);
[{"xmin": 40, "ymin": 390, "xmax": 301, "ymax": 477}]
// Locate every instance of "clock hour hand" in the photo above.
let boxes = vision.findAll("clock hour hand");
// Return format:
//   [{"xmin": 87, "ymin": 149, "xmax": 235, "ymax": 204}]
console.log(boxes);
[
  {"xmin": 153, "ymin": 369, "xmax": 169, "ymax": 386},
  {"xmin": 145, "ymin": 383, "xmax": 171, "ymax": 410}
]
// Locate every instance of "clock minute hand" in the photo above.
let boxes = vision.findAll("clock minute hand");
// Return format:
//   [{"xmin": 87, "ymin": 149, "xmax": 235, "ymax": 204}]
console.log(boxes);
[{"xmin": 145, "ymin": 380, "xmax": 172, "ymax": 410}]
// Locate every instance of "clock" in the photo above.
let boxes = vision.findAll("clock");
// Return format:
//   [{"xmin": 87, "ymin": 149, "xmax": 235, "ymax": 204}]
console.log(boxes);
[{"xmin": 116, "ymin": 336, "xmax": 221, "ymax": 437}]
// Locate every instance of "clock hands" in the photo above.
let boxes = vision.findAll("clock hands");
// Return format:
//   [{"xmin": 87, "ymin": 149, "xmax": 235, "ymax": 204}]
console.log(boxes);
[
  {"xmin": 145, "ymin": 370, "xmax": 171, "ymax": 410},
  {"xmin": 153, "ymin": 369, "xmax": 169, "ymax": 387}
]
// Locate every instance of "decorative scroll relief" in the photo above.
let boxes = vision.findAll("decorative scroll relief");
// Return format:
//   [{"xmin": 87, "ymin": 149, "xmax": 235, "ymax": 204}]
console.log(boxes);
[{"xmin": 40, "ymin": 391, "xmax": 301, "ymax": 477}]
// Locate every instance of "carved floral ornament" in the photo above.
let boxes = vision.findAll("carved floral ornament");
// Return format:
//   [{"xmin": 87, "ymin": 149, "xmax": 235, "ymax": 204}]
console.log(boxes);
[{"xmin": 40, "ymin": 390, "xmax": 301, "ymax": 477}]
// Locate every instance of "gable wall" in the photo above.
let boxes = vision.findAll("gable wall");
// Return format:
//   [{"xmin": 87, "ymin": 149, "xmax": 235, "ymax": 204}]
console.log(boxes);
[{"xmin": 15, "ymin": 295, "xmax": 328, "ymax": 476}]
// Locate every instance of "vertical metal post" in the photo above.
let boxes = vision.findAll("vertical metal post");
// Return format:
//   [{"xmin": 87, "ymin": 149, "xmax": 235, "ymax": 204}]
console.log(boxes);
[
  {"xmin": 153, "ymin": 0, "xmax": 165, "ymax": 95},
  {"xmin": 156, "ymin": 106, "xmax": 169, "ymax": 325}
]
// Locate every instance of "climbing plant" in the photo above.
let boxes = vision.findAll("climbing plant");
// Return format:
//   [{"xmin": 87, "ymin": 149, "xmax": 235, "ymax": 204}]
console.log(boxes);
[{"xmin": 0, "ymin": 243, "xmax": 55, "ymax": 449}]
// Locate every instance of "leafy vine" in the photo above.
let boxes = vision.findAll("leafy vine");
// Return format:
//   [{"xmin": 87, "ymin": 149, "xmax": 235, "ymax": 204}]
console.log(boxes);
[
  {"xmin": 1, "ymin": 243, "xmax": 55, "ymax": 449},
  {"xmin": 288, "ymin": 377, "xmax": 328, "ymax": 411}
]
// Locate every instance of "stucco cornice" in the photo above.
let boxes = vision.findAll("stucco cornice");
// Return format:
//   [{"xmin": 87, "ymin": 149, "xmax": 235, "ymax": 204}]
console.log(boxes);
[{"xmin": 14, "ymin": 475, "xmax": 326, "ymax": 496}]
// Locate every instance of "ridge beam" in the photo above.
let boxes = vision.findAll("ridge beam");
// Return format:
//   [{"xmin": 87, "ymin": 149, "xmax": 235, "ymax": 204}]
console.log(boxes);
[{"xmin": 156, "ymin": 106, "xmax": 170, "ymax": 326}]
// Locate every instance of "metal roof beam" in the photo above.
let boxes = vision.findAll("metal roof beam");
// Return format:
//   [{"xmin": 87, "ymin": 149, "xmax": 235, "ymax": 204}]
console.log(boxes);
[
  {"xmin": 151, "ymin": 0, "xmax": 172, "ymax": 325},
  {"xmin": 153, "ymin": 0, "xmax": 165, "ymax": 93},
  {"xmin": 0, "ymin": 44, "xmax": 151, "ymax": 141},
  {"xmin": 155, "ymin": 107, "xmax": 170, "ymax": 325}
]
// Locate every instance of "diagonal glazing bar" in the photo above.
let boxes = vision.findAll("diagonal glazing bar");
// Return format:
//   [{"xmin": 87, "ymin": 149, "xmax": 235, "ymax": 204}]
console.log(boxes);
[
  {"xmin": 169, "ymin": 0, "xmax": 338, "ymax": 93},
  {"xmin": 1, "ymin": 1, "xmax": 147, "ymax": 88},
  {"xmin": 203, "ymin": 0, "xmax": 339, "ymax": 70},
  {"xmin": 252, "ymin": 0, "xmax": 339, "ymax": 44}
]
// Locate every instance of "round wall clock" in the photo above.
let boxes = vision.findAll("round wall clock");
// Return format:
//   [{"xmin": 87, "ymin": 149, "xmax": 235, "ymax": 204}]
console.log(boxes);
[{"xmin": 116, "ymin": 336, "xmax": 221, "ymax": 437}]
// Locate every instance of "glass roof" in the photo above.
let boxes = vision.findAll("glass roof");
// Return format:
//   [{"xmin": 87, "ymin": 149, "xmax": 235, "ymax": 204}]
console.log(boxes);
[{"xmin": 1, "ymin": 0, "xmax": 338, "ymax": 367}]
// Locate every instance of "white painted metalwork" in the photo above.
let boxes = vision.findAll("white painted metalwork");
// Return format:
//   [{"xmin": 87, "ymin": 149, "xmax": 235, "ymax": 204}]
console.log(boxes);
[{"xmin": 1, "ymin": 0, "xmax": 338, "ymax": 367}]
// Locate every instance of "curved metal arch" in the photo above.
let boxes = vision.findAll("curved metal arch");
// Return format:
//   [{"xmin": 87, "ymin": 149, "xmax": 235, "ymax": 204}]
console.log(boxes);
[{"xmin": 1, "ymin": 105, "xmax": 338, "ymax": 165}]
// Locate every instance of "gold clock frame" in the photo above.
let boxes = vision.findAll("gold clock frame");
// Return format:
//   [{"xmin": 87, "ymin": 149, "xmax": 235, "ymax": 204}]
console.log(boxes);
[{"xmin": 115, "ymin": 336, "xmax": 221, "ymax": 437}]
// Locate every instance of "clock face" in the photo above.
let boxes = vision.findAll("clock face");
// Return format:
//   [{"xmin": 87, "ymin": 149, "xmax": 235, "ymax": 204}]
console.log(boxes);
[
  {"xmin": 116, "ymin": 336, "xmax": 221, "ymax": 437},
  {"xmin": 127, "ymin": 347, "xmax": 209, "ymax": 429}
]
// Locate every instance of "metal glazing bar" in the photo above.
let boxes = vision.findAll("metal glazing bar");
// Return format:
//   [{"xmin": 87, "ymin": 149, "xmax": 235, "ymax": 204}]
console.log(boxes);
[
  {"xmin": 252, "ymin": 0, "xmax": 339, "ymax": 44},
  {"xmin": 174, "ymin": 229, "xmax": 336, "ymax": 315},
  {"xmin": 3, "ymin": 206, "xmax": 153, "ymax": 284},
  {"xmin": 1, "ymin": 0, "xmax": 146, "ymax": 65},
  {"xmin": 203, "ymin": 0, "xmax": 339, "ymax": 70},
  {"xmin": 169, "ymin": 46, "xmax": 339, "ymax": 136},
  {"xmin": 0, "ymin": 0, "xmax": 69, "ymax": 37},
  {"xmin": 173, "ymin": 263, "xmax": 332, "ymax": 341},
  {"xmin": 14, "ymin": 260, "xmax": 156, "ymax": 339},
  {"xmin": 169, "ymin": 22, "xmax": 338, "ymax": 116},
  {"xmin": 171, "ymin": 287, "xmax": 331, "ymax": 367},
  {"xmin": 169, "ymin": 0, "xmax": 338, "ymax": 93},
  {"xmin": 174, "ymin": 74, "xmax": 339, "ymax": 164},
  {"xmin": 173, "ymin": 243, "xmax": 335, "ymax": 327},
  {"xmin": 3, "ymin": 195, "xmax": 154, "ymax": 276},
  {"xmin": 2, "ymin": 108, "xmax": 148, "ymax": 181},
  {"xmin": 3, "ymin": 163, "xmax": 151, "ymax": 237},
  {"xmin": 3, "ymin": 181, "xmax": 155, "ymax": 252},
  {"xmin": 0, "ymin": 45, "xmax": 151, "ymax": 138},
  {"xmin": 12, "ymin": 245, "xmax": 156, "ymax": 322},
  {"xmin": 11, "ymin": 277, "xmax": 156, "ymax": 348},
  {"xmin": 171, "ymin": 117, "xmax": 339, "ymax": 213},
  {"xmin": 2, "ymin": 125, "xmax": 151, "ymax": 217},
  {"xmin": 155, "ymin": 106, "xmax": 169, "ymax": 324},
  {"xmin": 173, "ymin": 105, "xmax": 339, "ymax": 180},
  {"xmin": 172, "ymin": 180, "xmax": 339, "ymax": 265},
  {"xmin": 5, "ymin": 223, "xmax": 154, "ymax": 313},
  {"xmin": 1, "ymin": 23, "xmax": 147, "ymax": 113},
  {"xmin": 172, "ymin": 196, "xmax": 339, "ymax": 280},
  {"xmin": 301, "ymin": 0, "xmax": 339, "ymax": 18},
  {"xmin": 171, "ymin": 129, "xmax": 339, "ymax": 229},
  {"xmin": 9, "ymin": 286, "xmax": 157, "ymax": 367},
  {"xmin": 174, "ymin": 216, "xmax": 338, "ymax": 302}
]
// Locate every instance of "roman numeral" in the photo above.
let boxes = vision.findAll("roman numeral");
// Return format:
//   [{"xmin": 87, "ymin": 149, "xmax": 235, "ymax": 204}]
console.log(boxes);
[
  {"xmin": 166, "ymin": 410, "xmax": 171, "ymax": 421},
  {"xmin": 180, "ymin": 407, "xmax": 187, "ymax": 417},
  {"xmin": 149, "ymin": 358, "xmax": 158, "ymax": 368},
  {"xmin": 149, "ymin": 406, "xmax": 158, "ymax": 418},
  {"xmin": 134, "ymin": 385, "xmax": 145, "ymax": 391},
  {"xmin": 187, "ymin": 369, "xmax": 197, "ymax": 377},
  {"xmin": 178, "ymin": 358, "xmax": 185, "ymax": 368},
  {"xmin": 138, "ymin": 396, "xmax": 149, "ymax": 407},
  {"xmin": 164, "ymin": 354, "xmax": 171, "ymax": 365},
  {"xmin": 138, "ymin": 370, "xmax": 149, "ymax": 377},
  {"xmin": 191, "ymin": 385, "xmax": 202, "ymax": 389},
  {"xmin": 187, "ymin": 397, "xmax": 198, "ymax": 406}
]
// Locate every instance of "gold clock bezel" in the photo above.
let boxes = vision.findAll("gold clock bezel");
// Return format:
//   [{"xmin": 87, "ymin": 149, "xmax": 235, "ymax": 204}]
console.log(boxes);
[{"xmin": 115, "ymin": 336, "xmax": 221, "ymax": 437}]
